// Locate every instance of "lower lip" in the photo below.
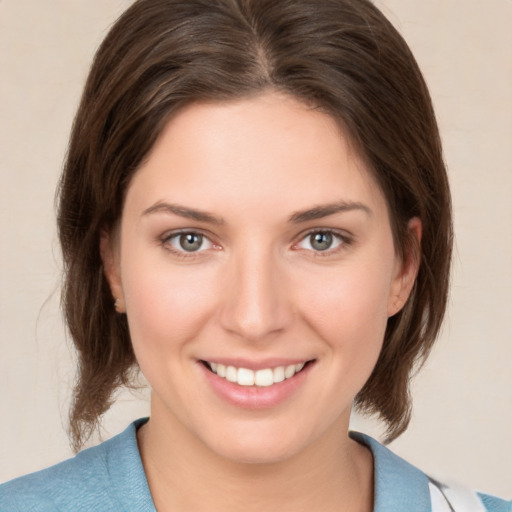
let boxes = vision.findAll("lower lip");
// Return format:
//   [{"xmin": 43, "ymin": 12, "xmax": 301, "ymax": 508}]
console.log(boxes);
[{"xmin": 200, "ymin": 362, "xmax": 313, "ymax": 409}]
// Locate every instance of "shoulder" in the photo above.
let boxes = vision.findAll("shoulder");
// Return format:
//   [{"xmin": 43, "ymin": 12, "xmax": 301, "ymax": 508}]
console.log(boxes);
[
  {"xmin": 477, "ymin": 492, "xmax": 512, "ymax": 512},
  {"xmin": 351, "ymin": 432, "xmax": 511, "ymax": 512},
  {"xmin": 0, "ymin": 419, "xmax": 155, "ymax": 512},
  {"xmin": 0, "ymin": 442, "xmax": 116, "ymax": 512}
]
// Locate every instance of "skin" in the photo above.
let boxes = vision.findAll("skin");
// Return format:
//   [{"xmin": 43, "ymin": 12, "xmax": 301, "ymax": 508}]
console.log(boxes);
[{"xmin": 101, "ymin": 92, "xmax": 421, "ymax": 512}]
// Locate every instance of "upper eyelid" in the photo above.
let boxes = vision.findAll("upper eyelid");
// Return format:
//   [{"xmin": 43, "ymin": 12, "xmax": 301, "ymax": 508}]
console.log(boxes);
[
  {"xmin": 161, "ymin": 228, "xmax": 215, "ymax": 242},
  {"xmin": 294, "ymin": 227, "xmax": 353, "ymax": 242},
  {"xmin": 158, "ymin": 231, "xmax": 220, "ymax": 260},
  {"xmin": 160, "ymin": 229, "xmax": 217, "ymax": 253},
  {"xmin": 291, "ymin": 229, "xmax": 353, "ymax": 255},
  {"xmin": 159, "ymin": 227, "xmax": 352, "ymax": 250}
]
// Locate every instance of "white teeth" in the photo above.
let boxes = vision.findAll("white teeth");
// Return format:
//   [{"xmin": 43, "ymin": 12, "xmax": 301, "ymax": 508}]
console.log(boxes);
[
  {"xmin": 237, "ymin": 368, "xmax": 255, "ymax": 386},
  {"xmin": 284, "ymin": 364, "xmax": 296, "ymax": 379},
  {"xmin": 226, "ymin": 366, "xmax": 237, "ymax": 383},
  {"xmin": 273, "ymin": 366, "xmax": 285, "ymax": 383},
  {"xmin": 255, "ymin": 368, "xmax": 273, "ymax": 387},
  {"xmin": 206, "ymin": 361, "xmax": 308, "ymax": 387}
]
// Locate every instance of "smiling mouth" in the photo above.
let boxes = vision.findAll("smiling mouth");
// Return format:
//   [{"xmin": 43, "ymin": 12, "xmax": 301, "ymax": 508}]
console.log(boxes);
[{"xmin": 201, "ymin": 360, "xmax": 314, "ymax": 387}]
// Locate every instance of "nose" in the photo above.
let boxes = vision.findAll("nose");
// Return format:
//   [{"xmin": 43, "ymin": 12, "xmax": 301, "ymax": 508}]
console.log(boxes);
[{"xmin": 219, "ymin": 244, "xmax": 293, "ymax": 342}]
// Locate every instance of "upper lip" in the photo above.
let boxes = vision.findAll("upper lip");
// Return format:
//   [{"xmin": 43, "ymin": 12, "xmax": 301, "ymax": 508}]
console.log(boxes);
[{"xmin": 199, "ymin": 358, "xmax": 315, "ymax": 371}]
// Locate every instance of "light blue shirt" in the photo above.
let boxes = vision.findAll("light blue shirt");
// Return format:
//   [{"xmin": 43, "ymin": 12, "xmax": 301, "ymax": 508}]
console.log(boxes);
[{"xmin": 1, "ymin": 419, "xmax": 510, "ymax": 511}]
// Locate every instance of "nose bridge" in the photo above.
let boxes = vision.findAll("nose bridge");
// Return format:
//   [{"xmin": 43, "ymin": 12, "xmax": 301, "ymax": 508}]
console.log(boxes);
[{"xmin": 220, "ymin": 240, "xmax": 291, "ymax": 341}]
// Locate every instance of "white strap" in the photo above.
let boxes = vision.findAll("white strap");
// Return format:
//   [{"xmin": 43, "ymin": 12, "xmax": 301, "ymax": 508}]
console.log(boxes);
[
  {"xmin": 429, "ymin": 482, "xmax": 454, "ymax": 512},
  {"xmin": 429, "ymin": 479, "xmax": 487, "ymax": 512}
]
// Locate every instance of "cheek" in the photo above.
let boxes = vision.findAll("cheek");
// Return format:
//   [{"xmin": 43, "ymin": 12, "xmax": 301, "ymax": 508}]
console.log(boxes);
[
  {"xmin": 120, "ymin": 254, "xmax": 219, "ymax": 357},
  {"xmin": 298, "ymin": 258, "xmax": 394, "ymax": 356},
  {"xmin": 308, "ymin": 261, "xmax": 391, "ymax": 316}
]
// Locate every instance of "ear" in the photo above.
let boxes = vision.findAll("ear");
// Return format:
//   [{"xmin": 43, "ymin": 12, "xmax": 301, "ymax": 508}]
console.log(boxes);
[
  {"xmin": 100, "ymin": 228, "xmax": 125, "ymax": 313},
  {"xmin": 387, "ymin": 217, "xmax": 422, "ymax": 317}
]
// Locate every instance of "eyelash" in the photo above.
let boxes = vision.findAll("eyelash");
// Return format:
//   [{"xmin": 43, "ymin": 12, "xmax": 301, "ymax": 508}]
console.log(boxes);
[
  {"xmin": 293, "ymin": 229, "xmax": 353, "ymax": 257},
  {"xmin": 160, "ymin": 230, "xmax": 217, "ymax": 259},
  {"xmin": 160, "ymin": 228, "xmax": 353, "ymax": 258}
]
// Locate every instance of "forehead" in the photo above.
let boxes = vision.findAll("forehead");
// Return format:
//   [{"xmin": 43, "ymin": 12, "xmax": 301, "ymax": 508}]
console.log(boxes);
[{"xmin": 126, "ymin": 92, "xmax": 388, "ymax": 220}]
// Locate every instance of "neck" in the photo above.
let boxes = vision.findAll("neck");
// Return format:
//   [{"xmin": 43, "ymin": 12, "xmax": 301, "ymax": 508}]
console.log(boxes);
[{"xmin": 137, "ymin": 401, "xmax": 374, "ymax": 512}]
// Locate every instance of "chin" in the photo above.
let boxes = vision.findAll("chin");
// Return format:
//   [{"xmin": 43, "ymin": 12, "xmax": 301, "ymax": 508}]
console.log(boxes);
[
  {"xmin": 211, "ymin": 439, "xmax": 298, "ymax": 465},
  {"xmin": 201, "ymin": 421, "xmax": 318, "ymax": 466}
]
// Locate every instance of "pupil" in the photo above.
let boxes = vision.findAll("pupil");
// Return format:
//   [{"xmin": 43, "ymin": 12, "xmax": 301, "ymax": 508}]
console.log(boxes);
[
  {"xmin": 311, "ymin": 232, "xmax": 332, "ymax": 251},
  {"xmin": 179, "ymin": 233, "xmax": 202, "ymax": 251}
]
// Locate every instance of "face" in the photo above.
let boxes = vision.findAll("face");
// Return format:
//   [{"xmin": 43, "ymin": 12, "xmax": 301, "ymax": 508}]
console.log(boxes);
[{"xmin": 102, "ymin": 92, "xmax": 419, "ymax": 464}]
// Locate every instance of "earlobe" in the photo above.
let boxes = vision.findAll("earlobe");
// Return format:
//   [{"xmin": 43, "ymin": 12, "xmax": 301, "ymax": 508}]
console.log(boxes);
[
  {"xmin": 99, "ymin": 229, "xmax": 125, "ymax": 313},
  {"xmin": 387, "ymin": 217, "xmax": 422, "ymax": 317}
]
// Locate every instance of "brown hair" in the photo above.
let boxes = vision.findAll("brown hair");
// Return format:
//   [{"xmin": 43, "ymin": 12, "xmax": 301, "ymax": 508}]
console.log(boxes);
[{"xmin": 58, "ymin": 0, "xmax": 452, "ymax": 451}]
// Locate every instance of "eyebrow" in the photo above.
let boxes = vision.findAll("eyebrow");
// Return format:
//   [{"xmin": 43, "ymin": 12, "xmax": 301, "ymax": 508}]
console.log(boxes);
[
  {"xmin": 288, "ymin": 201, "xmax": 372, "ymax": 223},
  {"xmin": 142, "ymin": 202, "xmax": 224, "ymax": 225},
  {"xmin": 141, "ymin": 200, "xmax": 371, "ymax": 225}
]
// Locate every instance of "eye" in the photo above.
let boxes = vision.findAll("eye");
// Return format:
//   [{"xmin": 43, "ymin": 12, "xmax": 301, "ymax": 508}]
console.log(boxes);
[
  {"xmin": 296, "ymin": 230, "xmax": 346, "ymax": 252},
  {"xmin": 165, "ymin": 231, "xmax": 214, "ymax": 253}
]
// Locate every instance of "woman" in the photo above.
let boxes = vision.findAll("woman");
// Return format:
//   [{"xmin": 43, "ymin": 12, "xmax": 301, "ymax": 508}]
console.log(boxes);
[{"xmin": 1, "ymin": 0, "xmax": 510, "ymax": 510}]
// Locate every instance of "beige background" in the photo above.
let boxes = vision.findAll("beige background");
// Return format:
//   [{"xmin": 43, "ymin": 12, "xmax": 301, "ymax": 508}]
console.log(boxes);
[{"xmin": 1, "ymin": 0, "xmax": 511, "ymax": 498}]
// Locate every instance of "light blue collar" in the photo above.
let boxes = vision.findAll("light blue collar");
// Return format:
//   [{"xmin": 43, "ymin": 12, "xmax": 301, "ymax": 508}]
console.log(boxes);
[
  {"xmin": 109, "ymin": 421, "xmax": 431, "ymax": 511},
  {"xmin": 102, "ymin": 418, "xmax": 156, "ymax": 511},
  {"xmin": 351, "ymin": 431, "xmax": 431, "ymax": 512}
]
